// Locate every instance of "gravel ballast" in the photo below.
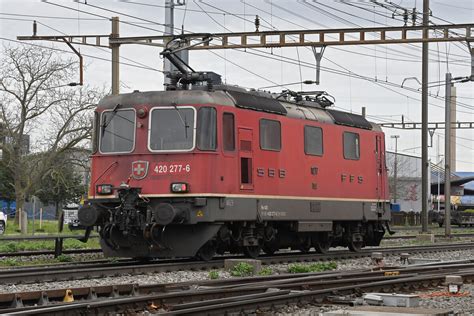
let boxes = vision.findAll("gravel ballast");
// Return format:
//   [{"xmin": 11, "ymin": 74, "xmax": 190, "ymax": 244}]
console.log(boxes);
[{"xmin": 1, "ymin": 248, "xmax": 473, "ymax": 314}]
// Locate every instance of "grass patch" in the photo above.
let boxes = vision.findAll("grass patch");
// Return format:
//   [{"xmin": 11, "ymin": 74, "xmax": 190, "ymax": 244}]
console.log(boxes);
[
  {"xmin": 288, "ymin": 262, "xmax": 337, "ymax": 273},
  {"xmin": 258, "ymin": 267, "xmax": 273, "ymax": 276},
  {"xmin": 0, "ymin": 255, "xmax": 100, "ymax": 267},
  {"xmin": 56, "ymin": 254, "xmax": 73, "ymax": 262},
  {"xmin": 5, "ymin": 219, "xmax": 61, "ymax": 235},
  {"xmin": 230, "ymin": 262, "xmax": 255, "ymax": 277},
  {"xmin": 0, "ymin": 238, "xmax": 100, "ymax": 253},
  {"xmin": 2, "ymin": 258, "xmax": 19, "ymax": 266},
  {"xmin": 208, "ymin": 270, "xmax": 219, "ymax": 279},
  {"xmin": 0, "ymin": 218, "xmax": 100, "ymax": 252}
]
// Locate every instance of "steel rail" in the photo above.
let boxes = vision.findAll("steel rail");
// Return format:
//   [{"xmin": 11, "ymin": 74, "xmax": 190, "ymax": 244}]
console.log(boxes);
[
  {"xmin": 5, "ymin": 263, "xmax": 474, "ymax": 315},
  {"xmin": 0, "ymin": 233, "xmax": 471, "ymax": 257},
  {"xmin": 384, "ymin": 232, "xmax": 474, "ymax": 240},
  {"xmin": 0, "ymin": 242, "xmax": 473, "ymax": 285},
  {"xmin": 0, "ymin": 248, "xmax": 102, "ymax": 257}
]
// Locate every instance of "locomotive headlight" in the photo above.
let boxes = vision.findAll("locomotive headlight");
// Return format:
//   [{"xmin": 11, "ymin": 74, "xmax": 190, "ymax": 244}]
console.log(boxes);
[
  {"xmin": 171, "ymin": 182, "xmax": 189, "ymax": 193},
  {"xmin": 96, "ymin": 184, "xmax": 113, "ymax": 195}
]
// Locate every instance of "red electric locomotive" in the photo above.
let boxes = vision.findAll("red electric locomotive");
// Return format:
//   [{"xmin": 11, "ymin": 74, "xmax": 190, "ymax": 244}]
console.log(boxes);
[{"xmin": 78, "ymin": 57, "xmax": 391, "ymax": 260}]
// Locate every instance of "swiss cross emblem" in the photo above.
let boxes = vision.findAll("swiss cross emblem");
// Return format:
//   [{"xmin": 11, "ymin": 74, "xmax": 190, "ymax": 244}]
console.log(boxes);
[{"xmin": 132, "ymin": 161, "xmax": 149, "ymax": 180}]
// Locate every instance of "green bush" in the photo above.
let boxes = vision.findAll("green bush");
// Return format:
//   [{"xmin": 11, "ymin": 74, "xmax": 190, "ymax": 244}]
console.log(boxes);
[
  {"xmin": 258, "ymin": 267, "xmax": 273, "ymax": 276},
  {"xmin": 208, "ymin": 270, "xmax": 219, "ymax": 279},
  {"xmin": 3, "ymin": 258, "xmax": 19, "ymax": 266},
  {"xmin": 288, "ymin": 264, "xmax": 311, "ymax": 273},
  {"xmin": 231, "ymin": 262, "xmax": 255, "ymax": 277},
  {"xmin": 288, "ymin": 262, "xmax": 337, "ymax": 273},
  {"xmin": 56, "ymin": 254, "xmax": 73, "ymax": 262},
  {"xmin": 4, "ymin": 242, "xmax": 17, "ymax": 252}
]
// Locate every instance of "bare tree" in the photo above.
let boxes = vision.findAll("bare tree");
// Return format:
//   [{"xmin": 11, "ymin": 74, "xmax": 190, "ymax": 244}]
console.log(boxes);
[{"xmin": 0, "ymin": 45, "xmax": 103, "ymax": 228}]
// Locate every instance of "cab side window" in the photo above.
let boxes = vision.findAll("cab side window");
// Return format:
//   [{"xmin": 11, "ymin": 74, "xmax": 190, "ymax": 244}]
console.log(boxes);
[
  {"xmin": 304, "ymin": 126, "xmax": 323, "ymax": 156},
  {"xmin": 343, "ymin": 132, "xmax": 360, "ymax": 160},
  {"xmin": 197, "ymin": 107, "xmax": 217, "ymax": 151},
  {"xmin": 260, "ymin": 119, "xmax": 281, "ymax": 151},
  {"xmin": 223, "ymin": 112, "xmax": 235, "ymax": 151}
]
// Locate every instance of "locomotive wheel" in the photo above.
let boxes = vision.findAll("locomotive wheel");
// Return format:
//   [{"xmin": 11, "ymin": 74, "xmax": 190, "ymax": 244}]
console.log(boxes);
[
  {"xmin": 196, "ymin": 241, "xmax": 217, "ymax": 262},
  {"xmin": 243, "ymin": 245, "xmax": 261, "ymax": 259},
  {"xmin": 313, "ymin": 234, "xmax": 330, "ymax": 254},
  {"xmin": 262, "ymin": 243, "xmax": 279, "ymax": 256},
  {"xmin": 348, "ymin": 240, "xmax": 363, "ymax": 252},
  {"xmin": 297, "ymin": 237, "xmax": 312, "ymax": 253}
]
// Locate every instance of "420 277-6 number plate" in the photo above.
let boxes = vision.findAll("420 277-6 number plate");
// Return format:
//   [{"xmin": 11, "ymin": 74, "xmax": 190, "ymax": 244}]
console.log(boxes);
[{"xmin": 152, "ymin": 163, "xmax": 191, "ymax": 175}]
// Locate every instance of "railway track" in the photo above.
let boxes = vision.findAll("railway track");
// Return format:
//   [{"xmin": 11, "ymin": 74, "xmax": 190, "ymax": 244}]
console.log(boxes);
[
  {"xmin": 0, "ymin": 242, "xmax": 473, "ymax": 284},
  {"xmin": 0, "ymin": 232, "xmax": 472, "ymax": 258},
  {"xmin": 384, "ymin": 232, "xmax": 474, "ymax": 240},
  {"xmin": 2, "ymin": 260, "xmax": 474, "ymax": 315},
  {"xmin": 0, "ymin": 248, "xmax": 102, "ymax": 257}
]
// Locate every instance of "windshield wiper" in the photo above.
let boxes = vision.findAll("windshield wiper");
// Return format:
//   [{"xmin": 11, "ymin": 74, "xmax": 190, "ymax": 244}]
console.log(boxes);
[
  {"xmin": 172, "ymin": 103, "xmax": 190, "ymax": 138},
  {"xmin": 101, "ymin": 104, "xmax": 121, "ymax": 136}
]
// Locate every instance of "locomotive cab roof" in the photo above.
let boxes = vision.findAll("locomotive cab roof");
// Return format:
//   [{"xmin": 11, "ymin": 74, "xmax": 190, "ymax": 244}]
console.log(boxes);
[{"xmin": 98, "ymin": 82, "xmax": 379, "ymax": 131}]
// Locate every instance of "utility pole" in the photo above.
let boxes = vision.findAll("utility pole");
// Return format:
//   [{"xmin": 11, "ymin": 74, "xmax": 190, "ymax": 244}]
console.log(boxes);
[
  {"xmin": 421, "ymin": 0, "xmax": 429, "ymax": 233},
  {"xmin": 111, "ymin": 16, "xmax": 120, "ymax": 95},
  {"xmin": 437, "ymin": 135, "xmax": 441, "ymax": 213},
  {"xmin": 164, "ymin": 0, "xmax": 188, "ymax": 86},
  {"xmin": 450, "ymin": 86, "xmax": 457, "ymax": 172},
  {"xmin": 391, "ymin": 135, "xmax": 400, "ymax": 203},
  {"xmin": 444, "ymin": 73, "xmax": 452, "ymax": 237}
]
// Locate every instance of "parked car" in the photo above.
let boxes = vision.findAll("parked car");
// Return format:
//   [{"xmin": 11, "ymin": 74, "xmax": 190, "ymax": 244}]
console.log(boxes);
[{"xmin": 0, "ymin": 211, "xmax": 7, "ymax": 235}]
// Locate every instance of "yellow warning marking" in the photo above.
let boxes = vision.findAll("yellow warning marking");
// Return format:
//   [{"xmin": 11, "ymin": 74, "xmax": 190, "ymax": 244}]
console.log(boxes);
[
  {"xmin": 196, "ymin": 210, "xmax": 204, "ymax": 217},
  {"xmin": 63, "ymin": 289, "xmax": 74, "ymax": 302},
  {"xmin": 384, "ymin": 271, "xmax": 400, "ymax": 276}
]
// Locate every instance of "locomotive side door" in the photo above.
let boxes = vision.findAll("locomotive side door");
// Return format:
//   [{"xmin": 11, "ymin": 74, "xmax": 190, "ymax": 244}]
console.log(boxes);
[
  {"xmin": 375, "ymin": 135, "xmax": 385, "ymax": 202},
  {"xmin": 238, "ymin": 128, "xmax": 254, "ymax": 191}
]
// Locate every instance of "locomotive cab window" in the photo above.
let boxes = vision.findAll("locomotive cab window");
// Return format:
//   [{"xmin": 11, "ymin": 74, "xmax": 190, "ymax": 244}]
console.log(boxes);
[
  {"xmin": 343, "ymin": 132, "xmax": 360, "ymax": 160},
  {"xmin": 92, "ymin": 111, "xmax": 99, "ymax": 153},
  {"xmin": 149, "ymin": 106, "xmax": 196, "ymax": 152},
  {"xmin": 223, "ymin": 113, "xmax": 235, "ymax": 151},
  {"xmin": 99, "ymin": 109, "xmax": 136, "ymax": 153},
  {"xmin": 304, "ymin": 126, "xmax": 323, "ymax": 156},
  {"xmin": 260, "ymin": 119, "xmax": 281, "ymax": 151},
  {"xmin": 197, "ymin": 107, "xmax": 217, "ymax": 151}
]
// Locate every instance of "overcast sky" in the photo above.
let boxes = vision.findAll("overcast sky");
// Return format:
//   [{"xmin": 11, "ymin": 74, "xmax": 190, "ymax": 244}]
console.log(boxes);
[{"xmin": 1, "ymin": 0, "xmax": 473, "ymax": 170}]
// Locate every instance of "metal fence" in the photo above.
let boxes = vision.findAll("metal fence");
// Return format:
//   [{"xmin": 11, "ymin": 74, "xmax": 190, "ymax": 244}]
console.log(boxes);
[{"xmin": 390, "ymin": 211, "xmax": 441, "ymax": 226}]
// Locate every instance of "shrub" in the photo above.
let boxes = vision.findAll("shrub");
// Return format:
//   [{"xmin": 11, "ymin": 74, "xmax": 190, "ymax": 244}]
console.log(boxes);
[
  {"xmin": 3, "ymin": 258, "xmax": 19, "ymax": 266},
  {"xmin": 288, "ymin": 262, "xmax": 337, "ymax": 273},
  {"xmin": 56, "ymin": 254, "xmax": 73, "ymax": 262},
  {"xmin": 258, "ymin": 267, "xmax": 273, "ymax": 276},
  {"xmin": 208, "ymin": 270, "xmax": 219, "ymax": 279},
  {"xmin": 231, "ymin": 262, "xmax": 254, "ymax": 277}
]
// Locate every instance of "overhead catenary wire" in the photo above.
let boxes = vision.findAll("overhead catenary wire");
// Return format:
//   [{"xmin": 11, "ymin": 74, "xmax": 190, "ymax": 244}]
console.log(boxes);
[
  {"xmin": 42, "ymin": 0, "xmax": 169, "ymax": 34},
  {"xmin": 8, "ymin": 0, "xmax": 470, "ymax": 113},
  {"xmin": 0, "ymin": 37, "xmax": 163, "ymax": 73},
  {"xmin": 185, "ymin": 1, "xmax": 474, "ymax": 114},
  {"xmin": 187, "ymin": 1, "xmax": 473, "ymax": 114}
]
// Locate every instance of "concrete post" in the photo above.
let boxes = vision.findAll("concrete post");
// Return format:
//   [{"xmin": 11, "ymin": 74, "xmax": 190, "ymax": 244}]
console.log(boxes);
[
  {"xmin": 450, "ymin": 86, "xmax": 456, "ymax": 172},
  {"xmin": 444, "ymin": 73, "xmax": 452, "ymax": 237},
  {"xmin": 164, "ymin": 0, "xmax": 189, "ymax": 86},
  {"xmin": 111, "ymin": 17, "xmax": 120, "ymax": 95},
  {"xmin": 20, "ymin": 209, "xmax": 28, "ymax": 234}
]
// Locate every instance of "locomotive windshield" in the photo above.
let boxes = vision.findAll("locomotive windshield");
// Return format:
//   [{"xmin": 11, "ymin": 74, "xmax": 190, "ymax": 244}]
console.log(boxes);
[
  {"xmin": 149, "ymin": 107, "xmax": 195, "ymax": 151},
  {"xmin": 99, "ymin": 109, "xmax": 136, "ymax": 153}
]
